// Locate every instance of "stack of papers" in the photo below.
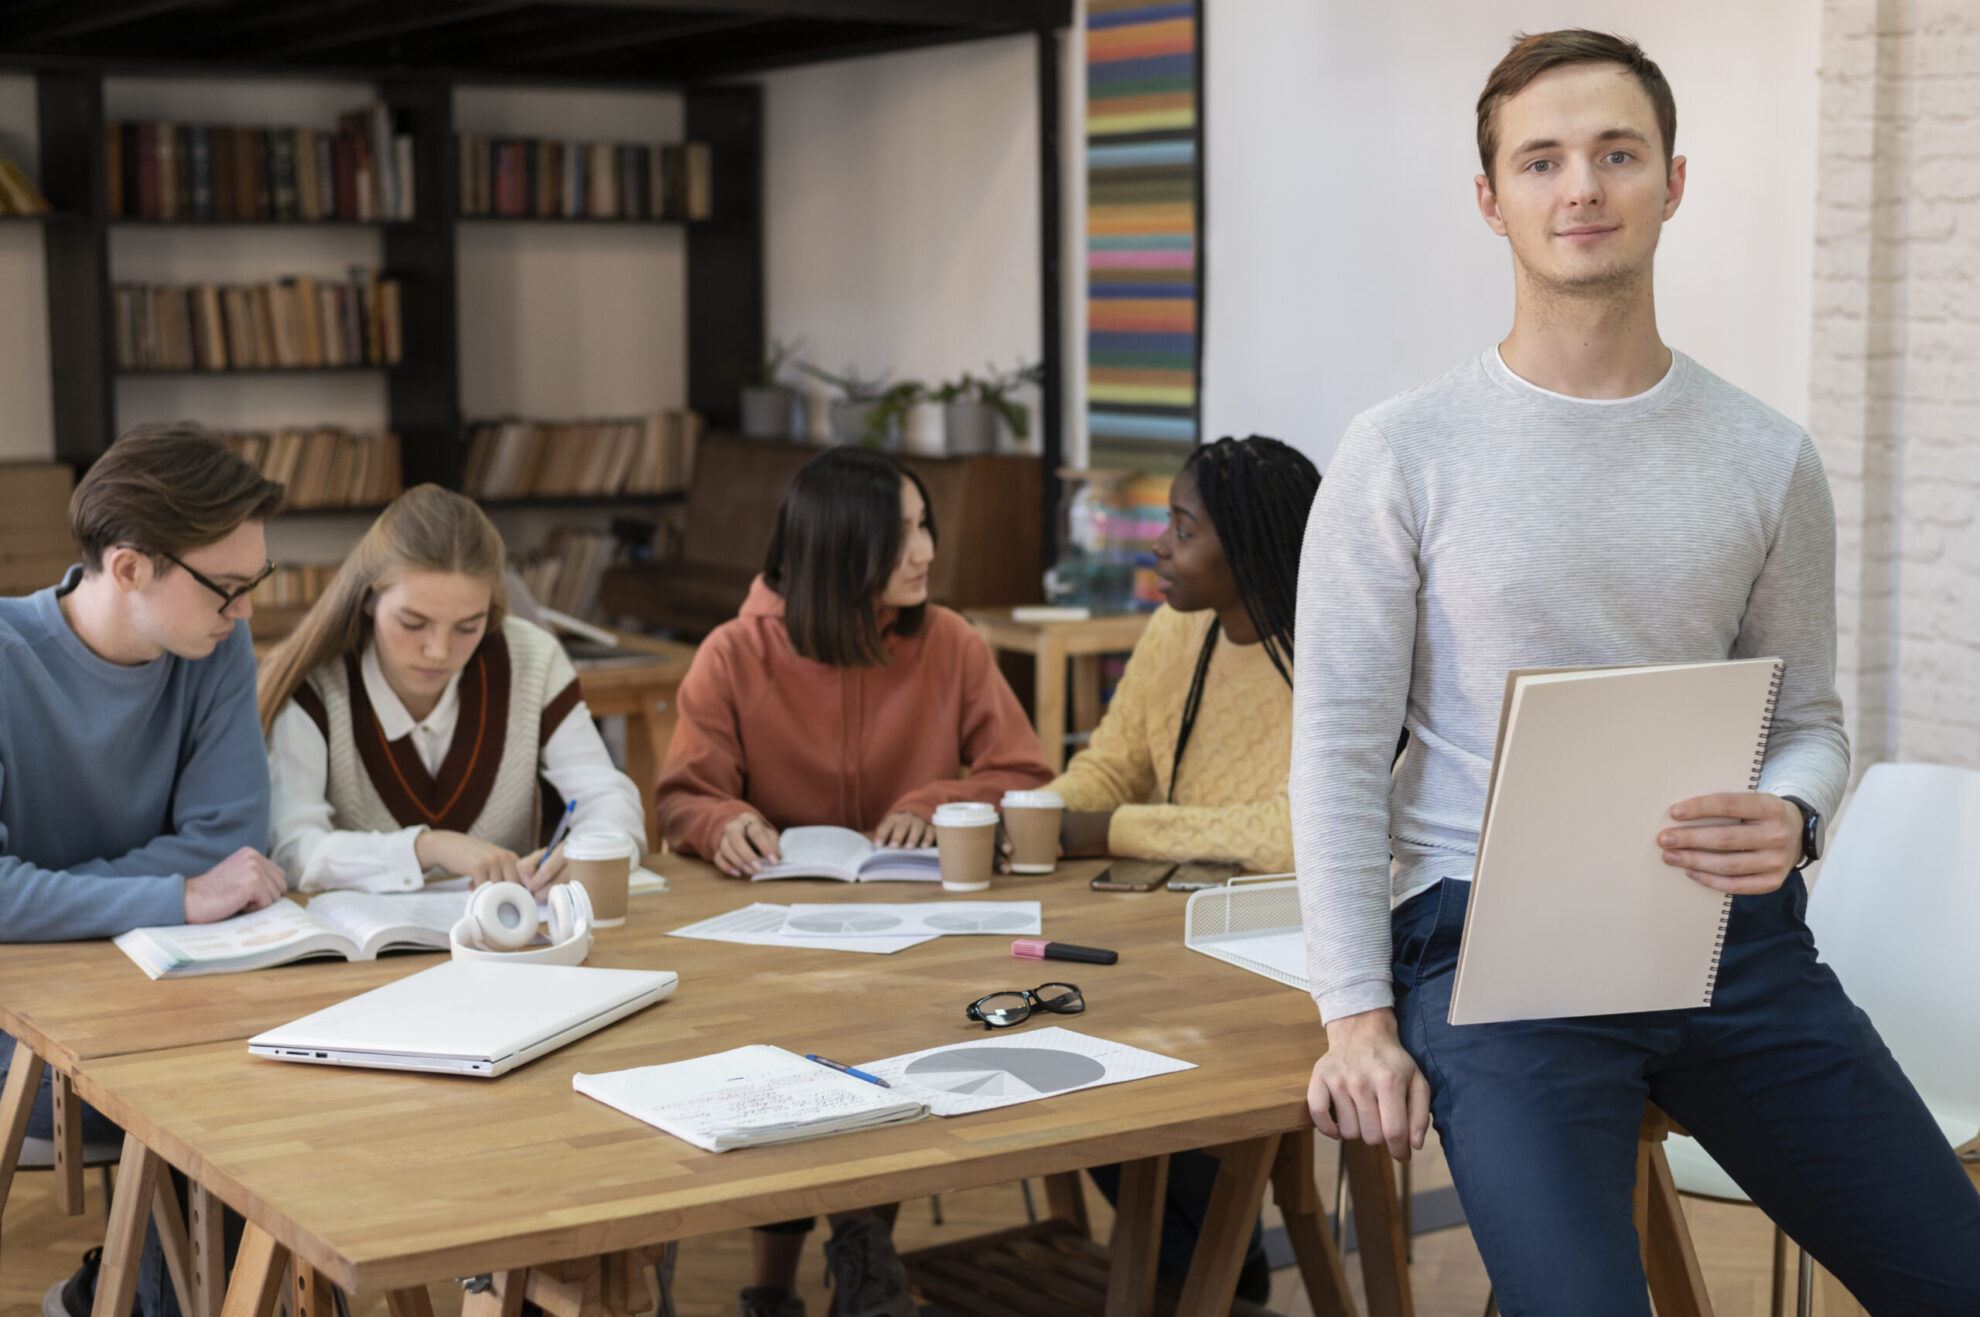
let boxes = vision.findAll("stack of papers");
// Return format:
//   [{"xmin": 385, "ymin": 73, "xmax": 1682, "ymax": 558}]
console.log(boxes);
[{"xmin": 574, "ymin": 1045, "xmax": 928, "ymax": 1151}]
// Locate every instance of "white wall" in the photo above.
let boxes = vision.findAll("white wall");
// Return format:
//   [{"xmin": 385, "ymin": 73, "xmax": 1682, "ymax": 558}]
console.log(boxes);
[
  {"xmin": 0, "ymin": 74, "xmax": 54, "ymax": 460},
  {"xmin": 1202, "ymin": 0, "xmax": 1821, "ymax": 466},
  {"xmin": 759, "ymin": 35, "xmax": 1046, "ymax": 440}
]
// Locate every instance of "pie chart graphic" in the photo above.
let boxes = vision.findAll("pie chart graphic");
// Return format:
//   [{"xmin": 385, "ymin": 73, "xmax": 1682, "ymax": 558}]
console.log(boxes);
[
  {"xmin": 785, "ymin": 913, "xmax": 904, "ymax": 934},
  {"xmin": 921, "ymin": 912, "xmax": 1034, "ymax": 933},
  {"xmin": 903, "ymin": 1047, "xmax": 1107, "ymax": 1098}
]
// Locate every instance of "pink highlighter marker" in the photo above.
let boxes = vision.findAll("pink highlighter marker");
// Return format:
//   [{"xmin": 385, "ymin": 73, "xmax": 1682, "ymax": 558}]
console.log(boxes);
[{"xmin": 1012, "ymin": 939, "xmax": 1118, "ymax": 966}]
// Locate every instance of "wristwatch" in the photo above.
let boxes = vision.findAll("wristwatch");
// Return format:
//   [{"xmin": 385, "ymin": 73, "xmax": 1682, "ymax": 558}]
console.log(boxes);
[{"xmin": 1779, "ymin": 794, "xmax": 1824, "ymax": 866}]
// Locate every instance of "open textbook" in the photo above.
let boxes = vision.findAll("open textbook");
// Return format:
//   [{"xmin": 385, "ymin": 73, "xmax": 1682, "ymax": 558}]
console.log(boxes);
[
  {"xmin": 114, "ymin": 891, "xmax": 468, "ymax": 979},
  {"xmin": 751, "ymin": 826, "xmax": 941, "ymax": 883}
]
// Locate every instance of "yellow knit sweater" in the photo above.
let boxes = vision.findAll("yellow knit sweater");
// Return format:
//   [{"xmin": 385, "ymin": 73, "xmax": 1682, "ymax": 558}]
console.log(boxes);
[{"xmin": 1048, "ymin": 605, "xmax": 1293, "ymax": 872}]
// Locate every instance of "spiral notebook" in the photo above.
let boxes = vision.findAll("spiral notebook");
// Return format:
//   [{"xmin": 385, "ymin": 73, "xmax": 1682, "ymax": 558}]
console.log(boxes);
[{"xmin": 1448, "ymin": 658, "xmax": 1784, "ymax": 1025}]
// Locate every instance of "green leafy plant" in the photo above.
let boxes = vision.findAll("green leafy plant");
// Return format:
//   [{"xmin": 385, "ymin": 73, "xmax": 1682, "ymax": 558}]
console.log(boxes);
[
  {"xmin": 865, "ymin": 381, "xmax": 930, "ymax": 447},
  {"xmin": 748, "ymin": 337, "xmax": 804, "ymax": 390},
  {"xmin": 797, "ymin": 361, "xmax": 891, "ymax": 402},
  {"xmin": 939, "ymin": 360, "xmax": 1044, "ymax": 439}
]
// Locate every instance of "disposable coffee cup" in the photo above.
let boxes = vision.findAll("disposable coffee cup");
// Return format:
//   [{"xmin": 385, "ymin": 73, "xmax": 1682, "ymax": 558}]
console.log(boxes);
[
  {"xmin": 933, "ymin": 802, "xmax": 999, "ymax": 893},
  {"xmin": 561, "ymin": 826, "xmax": 634, "ymax": 927},
  {"xmin": 1000, "ymin": 789, "xmax": 1066, "ymax": 874}
]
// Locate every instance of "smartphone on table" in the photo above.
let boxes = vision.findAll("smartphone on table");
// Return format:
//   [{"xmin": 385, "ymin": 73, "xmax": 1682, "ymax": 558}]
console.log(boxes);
[
  {"xmin": 1166, "ymin": 860, "xmax": 1241, "ymax": 892},
  {"xmin": 1089, "ymin": 860, "xmax": 1176, "ymax": 892}
]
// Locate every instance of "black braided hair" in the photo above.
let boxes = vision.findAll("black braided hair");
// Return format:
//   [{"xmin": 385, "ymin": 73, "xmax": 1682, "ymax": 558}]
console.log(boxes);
[{"xmin": 1166, "ymin": 435, "xmax": 1321, "ymax": 801}]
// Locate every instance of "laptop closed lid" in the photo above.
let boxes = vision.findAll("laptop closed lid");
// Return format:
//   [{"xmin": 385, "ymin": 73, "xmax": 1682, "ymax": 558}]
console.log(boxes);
[{"xmin": 249, "ymin": 960, "xmax": 675, "ymax": 1067}]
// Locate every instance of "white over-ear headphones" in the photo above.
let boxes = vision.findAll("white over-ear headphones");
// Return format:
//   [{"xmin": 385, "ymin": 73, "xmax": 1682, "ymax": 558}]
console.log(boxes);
[{"xmin": 450, "ymin": 881, "xmax": 593, "ymax": 966}]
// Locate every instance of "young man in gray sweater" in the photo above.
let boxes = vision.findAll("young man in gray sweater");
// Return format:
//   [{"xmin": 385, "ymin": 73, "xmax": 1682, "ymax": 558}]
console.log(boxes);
[
  {"xmin": 1290, "ymin": 29, "xmax": 1980, "ymax": 1312},
  {"xmin": 0, "ymin": 422, "xmax": 288, "ymax": 1315}
]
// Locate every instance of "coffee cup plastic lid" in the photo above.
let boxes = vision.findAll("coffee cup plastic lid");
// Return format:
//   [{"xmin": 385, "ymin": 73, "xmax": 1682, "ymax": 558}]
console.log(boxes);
[
  {"xmin": 1000, "ymin": 789, "xmax": 1066, "ymax": 809},
  {"xmin": 932, "ymin": 801, "xmax": 999, "ymax": 827},
  {"xmin": 562, "ymin": 826, "xmax": 636, "ymax": 861}
]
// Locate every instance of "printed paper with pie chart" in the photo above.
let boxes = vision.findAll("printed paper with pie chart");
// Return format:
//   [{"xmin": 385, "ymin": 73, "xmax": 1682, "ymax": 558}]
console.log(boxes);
[
  {"xmin": 857, "ymin": 1026, "xmax": 1195, "ymax": 1116},
  {"xmin": 778, "ymin": 901, "xmax": 1042, "ymax": 939}
]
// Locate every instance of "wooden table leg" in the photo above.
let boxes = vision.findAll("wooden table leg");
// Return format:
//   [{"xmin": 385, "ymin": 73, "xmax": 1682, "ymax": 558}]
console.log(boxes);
[
  {"xmin": 219, "ymin": 1223, "xmax": 291, "ymax": 1317},
  {"xmin": 0, "ymin": 1044, "xmax": 47, "ymax": 1255},
  {"xmin": 52, "ymin": 1071, "xmax": 85, "ymax": 1215},
  {"xmin": 1173, "ymin": 1135, "xmax": 1279, "ymax": 1317},
  {"xmin": 463, "ymin": 1269, "xmax": 527, "ymax": 1317},
  {"xmin": 1271, "ymin": 1129, "xmax": 1356, "ymax": 1317},
  {"xmin": 152, "ymin": 1178, "xmax": 197, "ymax": 1317},
  {"xmin": 93, "ymin": 1132, "xmax": 164, "ymax": 1317},
  {"xmin": 1043, "ymin": 1170, "xmax": 1091, "ymax": 1238},
  {"xmin": 1641, "ymin": 1140, "xmax": 1714, "ymax": 1316},
  {"xmin": 1343, "ymin": 1140, "xmax": 1415, "ymax": 1317},
  {"xmin": 1035, "ymin": 637, "xmax": 1068, "ymax": 772},
  {"xmin": 190, "ymin": 1184, "xmax": 228, "ymax": 1317},
  {"xmin": 623, "ymin": 707, "xmax": 663, "ymax": 848},
  {"xmin": 293, "ymin": 1260, "xmax": 340, "ymax": 1317},
  {"xmin": 385, "ymin": 1287, "xmax": 437, "ymax": 1317},
  {"xmin": 1104, "ymin": 1154, "xmax": 1168, "ymax": 1317},
  {"xmin": 1071, "ymin": 653, "xmax": 1103, "ymax": 735}
]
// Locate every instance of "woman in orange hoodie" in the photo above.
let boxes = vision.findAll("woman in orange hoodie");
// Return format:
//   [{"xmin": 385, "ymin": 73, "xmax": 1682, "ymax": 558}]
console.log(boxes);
[
  {"xmin": 658, "ymin": 446, "xmax": 1052, "ymax": 877},
  {"xmin": 656, "ymin": 446, "xmax": 1052, "ymax": 1317}
]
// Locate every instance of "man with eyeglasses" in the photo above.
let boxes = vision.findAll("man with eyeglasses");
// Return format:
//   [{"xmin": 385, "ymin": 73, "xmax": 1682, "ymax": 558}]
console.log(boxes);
[{"xmin": 2, "ymin": 421, "xmax": 288, "ymax": 1316}]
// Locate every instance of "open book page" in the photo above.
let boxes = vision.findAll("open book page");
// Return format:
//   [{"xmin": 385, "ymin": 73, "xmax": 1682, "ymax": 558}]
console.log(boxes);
[
  {"xmin": 113, "ymin": 899, "xmax": 350, "ymax": 979},
  {"xmin": 574, "ymin": 1044, "xmax": 927, "ymax": 1152},
  {"xmin": 305, "ymin": 890, "xmax": 467, "ymax": 958},
  {"xmin": 1453, "ymin": 658, "xmax": 1781, "ymax": 1025},
  {"xmin": 752, "ymin": 827, "xmax": 873, "ymax": 882},
  {"xmin": 853, "ymin": 847, "xmax": 941, "ymax": 882}
]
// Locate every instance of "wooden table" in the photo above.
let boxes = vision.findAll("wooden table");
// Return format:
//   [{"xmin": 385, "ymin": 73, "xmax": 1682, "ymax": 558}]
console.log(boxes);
[
  {"xmin": 967, "ymin": 610, "xmax": 1153, "ymax": 772},
  {"xmin": 35, "ymin": 856, "xmax": 1411, "ymax": 1317},
  {"xmin": 571, "ymin": 640, "xmax": 696, "ymax": 844}
]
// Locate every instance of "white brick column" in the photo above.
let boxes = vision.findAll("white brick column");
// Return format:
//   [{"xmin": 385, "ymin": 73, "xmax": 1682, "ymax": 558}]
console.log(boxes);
[{"xmin": 1811, "ymin": 0, "xmax": 1980, "ymax": 770}]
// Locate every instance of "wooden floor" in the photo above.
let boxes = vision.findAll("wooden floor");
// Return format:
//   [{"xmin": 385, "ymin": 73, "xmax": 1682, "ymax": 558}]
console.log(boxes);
[{"xmin": 8, "ymin": 1131, "xmax": 1947, "ymax": 1316}]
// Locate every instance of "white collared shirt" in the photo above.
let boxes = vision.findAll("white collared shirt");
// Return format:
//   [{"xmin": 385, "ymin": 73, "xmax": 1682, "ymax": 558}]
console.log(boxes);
[{"xmin": 268, "ymin": 640, "xmax": 646, "ymax": 891}]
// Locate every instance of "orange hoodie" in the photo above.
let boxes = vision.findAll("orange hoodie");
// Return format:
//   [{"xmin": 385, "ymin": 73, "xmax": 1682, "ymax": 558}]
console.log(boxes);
[{"xmin": 658, "ymin": 576, "xmax": 1054, "ymax": 860}]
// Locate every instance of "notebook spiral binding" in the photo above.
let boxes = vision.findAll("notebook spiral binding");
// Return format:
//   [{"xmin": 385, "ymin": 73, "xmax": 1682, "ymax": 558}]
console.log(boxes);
[{"xmin": 1701, "ymin": 659, "xmax": 1787, "ymax": 1006}]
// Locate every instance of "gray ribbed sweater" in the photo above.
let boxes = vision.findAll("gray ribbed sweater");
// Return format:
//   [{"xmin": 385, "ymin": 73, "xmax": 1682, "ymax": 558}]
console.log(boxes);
[{"xmin": 1290, "ymin": 348, "xmax": 1848, "ymax": 1023}]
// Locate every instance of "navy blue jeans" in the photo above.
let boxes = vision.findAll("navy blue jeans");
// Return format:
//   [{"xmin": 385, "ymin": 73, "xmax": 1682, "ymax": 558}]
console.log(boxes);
[
  {"xmin": 0, "ymin": 1033, "xmax": 214, "ymax": 1317},
  {"xmin": 1392, "ymin": 874, "xmax": 1980, "ymax": 1316}
]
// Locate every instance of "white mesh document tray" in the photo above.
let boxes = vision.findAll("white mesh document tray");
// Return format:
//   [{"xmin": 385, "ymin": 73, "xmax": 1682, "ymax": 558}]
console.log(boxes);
[{"xmin": 1183, "ymin": 876, "xmax": 1308, "ymax": 992}]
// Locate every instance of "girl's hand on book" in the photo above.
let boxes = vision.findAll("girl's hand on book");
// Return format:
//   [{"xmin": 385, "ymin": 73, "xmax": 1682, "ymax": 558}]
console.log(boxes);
[
  {"xmin": 1658, "ymin": 792, "xmax": 1800, "ymax": 895},
  {"xmin": 184, "ymin": 848, "xmax": 290, "ymax": 923},
  {"xmin": 417, "ymin": 829, "xmax": 525, "ymax": 888},
  {"xmin": 872, "ymin": 811, "xmax": 934, "ymax": 851},
  {"xmin": 714, "ymin": 812, "xmax": 780, "ymax": 877}
]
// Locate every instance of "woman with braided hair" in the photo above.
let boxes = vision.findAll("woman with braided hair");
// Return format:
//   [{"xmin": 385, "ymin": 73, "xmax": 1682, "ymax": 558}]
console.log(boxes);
[
  {"xmin": 1032, "ymin": 434, "xmax": 1321, "ymax": 1305},
  {"xmin": 1039, "ymin": 433, "xmax": 1320, "ymax": 875}
]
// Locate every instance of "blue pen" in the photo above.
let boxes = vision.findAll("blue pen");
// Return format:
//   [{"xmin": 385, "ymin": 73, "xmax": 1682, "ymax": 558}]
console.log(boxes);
[
  {"xmin": 543, "ymin": 800, "xmax": 577, "ymax": 861},
  {"xmin": 805, "ymin": 1053, "xmax": 892, "ymax": 1089}
]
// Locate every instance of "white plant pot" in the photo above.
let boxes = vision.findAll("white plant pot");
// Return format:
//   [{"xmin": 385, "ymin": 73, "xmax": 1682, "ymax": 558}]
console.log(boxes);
[
  {"xmin": 902, "ymin": 400, "xmax": 947, "ymax": 456},
  {"xmin": 803, "ymin": 387, "xmax": 835, "ymax": 444},
  {"xmin": 943, "ymin": 400, "xmax": 1002, "ymax": 455},
  {"xmin": 740, "ymin": 387, "xmax": 800, "ymax": 440}
]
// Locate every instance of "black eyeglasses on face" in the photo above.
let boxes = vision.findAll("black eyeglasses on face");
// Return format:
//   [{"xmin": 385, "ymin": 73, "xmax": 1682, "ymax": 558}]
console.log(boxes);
[
  {"xmin": 160, "ymin": 552, "xmax": 275, "ymax": 615},
  {"xmin": 966, "ymin": 982, "xmax": 1085, "ymax": 1030}
]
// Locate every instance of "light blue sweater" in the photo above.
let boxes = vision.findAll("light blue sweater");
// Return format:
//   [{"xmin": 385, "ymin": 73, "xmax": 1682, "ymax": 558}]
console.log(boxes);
[{"xmin": 0, "ymin": 567, "xmax": 271, "ymax": 941}]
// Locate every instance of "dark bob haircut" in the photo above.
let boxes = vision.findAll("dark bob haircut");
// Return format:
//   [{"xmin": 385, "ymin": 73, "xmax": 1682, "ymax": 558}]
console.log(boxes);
[{"xmin": 762, "ymin": 447, "xmax": 935, "ymax": 667}]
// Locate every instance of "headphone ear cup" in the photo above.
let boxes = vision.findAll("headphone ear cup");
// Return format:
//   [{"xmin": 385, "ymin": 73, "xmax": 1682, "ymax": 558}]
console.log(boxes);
[
  {"xmin": 546, "ymin": 885, "xmax": 576, "ymax": 946},
  {"xmin": 469, "ymin": 881, "xmax": 538, "ymax": 951}
]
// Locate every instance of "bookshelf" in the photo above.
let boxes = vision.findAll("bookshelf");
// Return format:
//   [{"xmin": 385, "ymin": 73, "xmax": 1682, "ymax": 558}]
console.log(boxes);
[{"xmin": 27, "ymin": 68, "xmax": 761, "ymax": 503}]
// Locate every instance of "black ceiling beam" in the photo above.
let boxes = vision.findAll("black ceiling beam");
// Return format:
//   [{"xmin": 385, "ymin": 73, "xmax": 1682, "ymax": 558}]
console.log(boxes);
[
  {"xmin": 261, "ymin": 1, "xmax": 533, "ymax": 59},
  {"xmin": 443, "ymin": 11, "xmax": 767, "ymax": 70},
  {"xmin": 528, "ymin": 0, "xmax": 1068, "ymax": 31},
  {"xmin": 1, "ymin": 0, "xmax": 222, "ymax": 45},
  {"xmin": 650, "ymin": 21, "xmax": 1038, "ymax": 80}
]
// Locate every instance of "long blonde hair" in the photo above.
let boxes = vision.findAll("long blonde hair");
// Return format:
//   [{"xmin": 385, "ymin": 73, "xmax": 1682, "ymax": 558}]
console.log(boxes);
[{"xmin": 258, "ymin": 484, "xmax": 508, "ymax": 735}]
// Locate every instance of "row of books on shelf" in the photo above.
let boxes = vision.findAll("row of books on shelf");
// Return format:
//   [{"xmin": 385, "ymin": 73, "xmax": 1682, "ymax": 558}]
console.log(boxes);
[
  {"xmin": 516, "ymin": 529, "xmax": 619, "ymax": 619},
  {"xmin": 457, "ymin": 136, "xmax": 712, "ymax": 221},
  {"xmin": 220, "ymin": 429, "xmax": 404, "ymax": 510},
  {"xmin": 106, "ymin": 106, "xmax": 414, "ymax": 223},
  {"xmin": 462, "ymin": 412, "xmax": 701, "ymax": 500},
  {"xmin": 251, "ymin": 563, "xmax": 340, "ymax": 611},
  {"xmin": 0, "ymin": 158, "xmax": 51, "ymax": 215},
  {"xmin": 114, "ymin": 270, "xmax": 404, "ymax": 372}
]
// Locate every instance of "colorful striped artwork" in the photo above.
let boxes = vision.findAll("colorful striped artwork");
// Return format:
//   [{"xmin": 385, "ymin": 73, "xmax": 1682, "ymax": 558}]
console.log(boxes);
[{"xmin": 1087, "ymin": 0, "xmax": 1201, "ymax": 454}]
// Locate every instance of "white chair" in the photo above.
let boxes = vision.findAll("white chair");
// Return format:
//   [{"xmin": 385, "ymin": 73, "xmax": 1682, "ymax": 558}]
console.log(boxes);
[{"xmin": 1663, "ymin": 762, "xmax": 1980, "ymax": 1316}]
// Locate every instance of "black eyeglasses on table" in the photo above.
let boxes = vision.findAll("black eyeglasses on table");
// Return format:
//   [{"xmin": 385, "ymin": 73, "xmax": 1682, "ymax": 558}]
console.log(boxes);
[
  {"xmin": 966, "ymin": 982, "xmax": 1085, "ymax": 1030},
  {"xmin": 160, "ymin": 552, "xmax": 275, "ymax": 614}
]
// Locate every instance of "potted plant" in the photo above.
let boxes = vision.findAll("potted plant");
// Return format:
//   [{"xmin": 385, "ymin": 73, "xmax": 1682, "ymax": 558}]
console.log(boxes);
[
  {"xmin": 740, "ymin": 338, "xmax": 803, "ymax": 440},
  {"xmin": 870, "ymin": 381, "xmax": 947, "ymax": 454},
  {"xmin": 800, "ymin": 362, "xmax": 896, "ymax": 447},
  {"xmin": 939, "ymin": 360, "xmax": 1044, "ymax": 455}
]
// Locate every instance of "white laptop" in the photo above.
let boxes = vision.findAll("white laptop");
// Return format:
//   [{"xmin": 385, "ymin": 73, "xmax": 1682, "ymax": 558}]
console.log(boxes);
[{"xmin": 248, "ymin": 960, "xmax": 677, "ymax": 1078}]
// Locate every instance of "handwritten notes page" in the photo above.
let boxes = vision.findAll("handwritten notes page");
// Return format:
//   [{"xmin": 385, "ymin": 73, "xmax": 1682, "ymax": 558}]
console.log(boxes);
[{"xmin": 573, "ymin": 1044, "xmax": 928, "ymax": 1152}]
